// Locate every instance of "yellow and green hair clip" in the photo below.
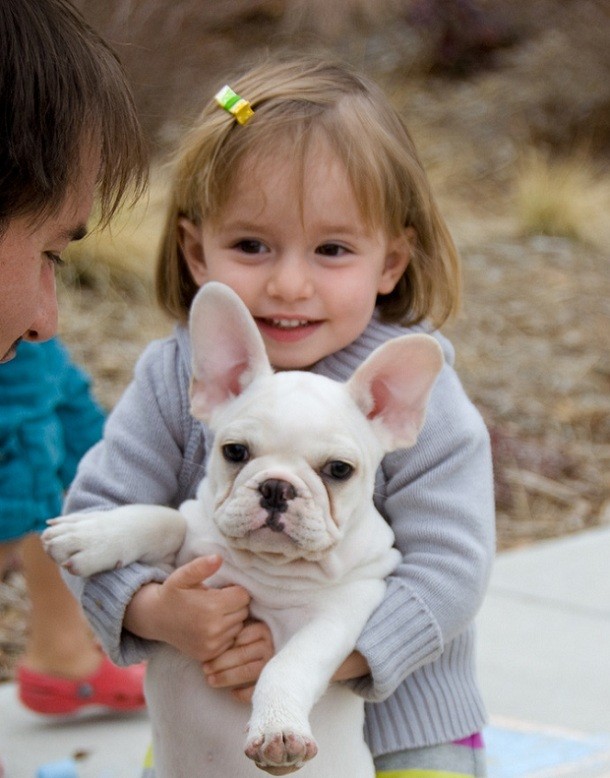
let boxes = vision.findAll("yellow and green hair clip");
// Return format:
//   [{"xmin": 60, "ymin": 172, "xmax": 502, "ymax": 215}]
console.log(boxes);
[{"xmin": 214, "ymin": 85, "xmax": 254, "ymax": 125}]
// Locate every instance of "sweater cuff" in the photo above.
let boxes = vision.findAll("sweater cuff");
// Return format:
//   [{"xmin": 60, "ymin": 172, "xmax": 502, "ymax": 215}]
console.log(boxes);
[
  {"xmin": 350, "ymin": 577, "xmax": 443, "ymax": 702},
  {"xmin": 81, "ymin": 563, "xmax": 168, "ymax": 666}
]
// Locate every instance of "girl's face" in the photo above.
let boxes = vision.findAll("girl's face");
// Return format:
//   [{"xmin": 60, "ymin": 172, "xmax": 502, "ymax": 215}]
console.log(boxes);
[{"xmin": 179, "ymin": 140, "xmax": 412, "ymax": 369}]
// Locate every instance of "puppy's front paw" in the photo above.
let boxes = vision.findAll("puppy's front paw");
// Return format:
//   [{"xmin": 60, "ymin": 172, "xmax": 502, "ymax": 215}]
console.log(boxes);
[
  {"xmin": 245, "ymin": 728, "xmax": 318, "ymax": 774},
  {"xmin": 42, "ymin": 513, "xmax": 123, "ymax": 577}
]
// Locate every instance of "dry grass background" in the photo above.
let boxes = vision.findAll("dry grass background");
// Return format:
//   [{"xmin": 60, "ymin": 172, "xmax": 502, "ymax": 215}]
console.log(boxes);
[{"xmin": 2, "ymin": 0, "xmax": 610, "ymax": 674}]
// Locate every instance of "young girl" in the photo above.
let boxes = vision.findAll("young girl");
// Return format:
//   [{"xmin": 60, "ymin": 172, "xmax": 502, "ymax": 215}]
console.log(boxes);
[{"xmin": 63, "ymin": 56, "xmax": 495, "ymax": 777}]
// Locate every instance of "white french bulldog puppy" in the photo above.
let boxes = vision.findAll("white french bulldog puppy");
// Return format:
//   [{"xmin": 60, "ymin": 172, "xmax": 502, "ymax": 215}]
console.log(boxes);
[{"xmin": 43, "ymin": 282, "xmax": 444, "ymax": 777}]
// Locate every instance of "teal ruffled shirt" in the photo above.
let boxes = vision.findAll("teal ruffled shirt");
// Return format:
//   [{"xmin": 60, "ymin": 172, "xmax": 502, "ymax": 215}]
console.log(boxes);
[{"xmin": 0, "ymin": 338, "xmax": 105, "ymax": 541}]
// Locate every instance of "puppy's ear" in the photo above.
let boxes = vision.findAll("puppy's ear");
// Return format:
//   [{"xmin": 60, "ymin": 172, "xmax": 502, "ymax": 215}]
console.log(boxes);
[
  {"xmin": 346, "ymin": 335, "xmax": 444, "ymax": 451},
  {"xmin": 189, "ymin": 282, "xmax": 272, "ymax": 420}
]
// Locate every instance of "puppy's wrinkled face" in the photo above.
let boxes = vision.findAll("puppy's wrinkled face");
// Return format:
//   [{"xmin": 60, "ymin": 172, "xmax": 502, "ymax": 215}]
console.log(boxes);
[
  {"xmin": 189, "ymin": 283, "xmax": 443, "ymax": 566},
  {"xmin": 199, "ymin": 372, "xmax": 384, "ymax": 564}
]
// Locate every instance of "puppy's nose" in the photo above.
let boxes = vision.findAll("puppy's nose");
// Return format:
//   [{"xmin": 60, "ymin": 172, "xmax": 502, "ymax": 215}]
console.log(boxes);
[{"xmin": 259, "ymin": 479, "xmax": 296, "ymax": 513}]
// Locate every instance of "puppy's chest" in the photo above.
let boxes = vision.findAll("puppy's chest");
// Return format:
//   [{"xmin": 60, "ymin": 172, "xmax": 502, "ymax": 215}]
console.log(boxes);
[{"xmin": 209, "ymin": 565, "xmax": 322, "ymax": 649}]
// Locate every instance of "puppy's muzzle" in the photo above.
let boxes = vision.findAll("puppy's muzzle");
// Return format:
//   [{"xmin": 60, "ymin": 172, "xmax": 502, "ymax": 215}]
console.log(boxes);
[{"xmin": 259, "ymin": 479, "xmax": 296, "ymax": 532}]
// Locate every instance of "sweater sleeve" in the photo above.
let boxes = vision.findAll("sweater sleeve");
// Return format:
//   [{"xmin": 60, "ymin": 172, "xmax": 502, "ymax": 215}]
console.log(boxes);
[
  {"xmin": 62, "ymin": 335, "xmax": 199, "ymax": 665},
  {"xmin": 350, "ymin": 361, "xmax": 496, "ymax": 702}
]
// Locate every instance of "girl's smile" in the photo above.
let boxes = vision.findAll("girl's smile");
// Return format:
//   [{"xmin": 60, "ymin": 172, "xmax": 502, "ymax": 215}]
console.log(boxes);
[
  {"xmin": 255, "ymin": 316, "xmax": 323, "ymax": 344},
  {"xmin": 179, "ymin": 138, "xmax": 412, "ymax": 369}
]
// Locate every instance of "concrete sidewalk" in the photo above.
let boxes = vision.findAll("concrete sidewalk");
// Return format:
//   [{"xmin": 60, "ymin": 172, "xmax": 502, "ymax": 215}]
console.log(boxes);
[
  {"xmin": 477, "ymin": 525, "xmax": 610, "ymax": 777},
  {"xmin": 1, "ymin": 526, "xmax": 610, "ymax": 777}
]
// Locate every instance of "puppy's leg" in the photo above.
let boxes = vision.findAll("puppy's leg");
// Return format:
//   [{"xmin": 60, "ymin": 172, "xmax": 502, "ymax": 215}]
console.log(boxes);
[
  {"xmin": 245, "ymin": 579, "xmax": 385, "ymax": 773},
  {"xmin": 42, "ymin": 505, "xmax": 186, "ymax": 577}
]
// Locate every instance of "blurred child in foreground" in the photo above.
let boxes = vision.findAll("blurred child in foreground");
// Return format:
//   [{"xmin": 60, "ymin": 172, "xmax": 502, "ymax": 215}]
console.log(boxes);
[{"xmin": 0, "ymin": 338, "xmax": 145, "ymax": 714}]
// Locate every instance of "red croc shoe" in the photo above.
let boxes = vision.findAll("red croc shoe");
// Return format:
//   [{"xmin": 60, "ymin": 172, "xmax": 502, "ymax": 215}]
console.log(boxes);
[{"xmin": 17, "ymin": 656, "xmax": 146, "ymax": 715}]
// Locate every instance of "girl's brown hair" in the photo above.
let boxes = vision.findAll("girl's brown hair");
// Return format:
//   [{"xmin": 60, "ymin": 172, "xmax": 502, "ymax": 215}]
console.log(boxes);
[
  {"xmin": 156, "ymin": 56, "xmax": 460, "ymax": 328},
  {"xmin": 0, "ymin": 0, "xmax": 147, "ymax": 231}
]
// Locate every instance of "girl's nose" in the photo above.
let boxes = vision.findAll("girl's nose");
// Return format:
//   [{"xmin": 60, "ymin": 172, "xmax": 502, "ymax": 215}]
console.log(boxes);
[
  {"xmin": 266, "ymin": 255, "xmax": 314, "ymax": 301},
  {"xmin": 24, "ymin": 267, "xmax": 59, "ymax": 344}
]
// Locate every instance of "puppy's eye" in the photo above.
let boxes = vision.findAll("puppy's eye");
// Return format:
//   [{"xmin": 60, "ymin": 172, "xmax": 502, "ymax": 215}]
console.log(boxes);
[
  {"xmin": 322, "ymin": 460, "xmax": 354, "ymax": 481},
  {"xmin": 222, "ymin": 443, "xmax": 250, "ymax": 463}
]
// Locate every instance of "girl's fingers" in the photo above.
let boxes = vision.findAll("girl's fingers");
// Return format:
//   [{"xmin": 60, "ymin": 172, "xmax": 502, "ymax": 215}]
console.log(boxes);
[
  {"xmin": 203, "ymin": 624, "xmax": 275, "ymax": 689},
  {"xmin": 165, "ymin": 555, "xmax": 251, "ymax": 617},
  {"xmin": 203, "ymin": 620, "xmax": 274, "ymax": 675},
  {"xmin": 212, "ymin": 622, "xmax": 247, "ymax": 658},
  {"xmin": 221, "ymin": 605, "xmax": 251, "ymax": 631},
  {"xmin": 231, "ymin": 685, "xmax": 255, "ymax": 704},
  {"xmin": 205, "ymin": 656, "xmax": 267, "ymax": 690},
  {"xmin": 166, "ymin": 554, "xmax": 223, "ymax": 589},
  {"xmin": 234, "ymin": 619, "xmax": 267, "ymax": 646},
  {"xmin": 204, "ymin": 639, "xmax": 252, "ymax": 673},
  {"xmin": 203, "ymin": 637, "xmax": 264, "ymax": 676}
]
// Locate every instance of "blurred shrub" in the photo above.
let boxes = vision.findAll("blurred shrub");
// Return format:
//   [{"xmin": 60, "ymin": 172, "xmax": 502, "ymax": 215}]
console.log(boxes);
[{"xmin": 515, "ymin": 148, "xmax": 610, "ymax": 246}]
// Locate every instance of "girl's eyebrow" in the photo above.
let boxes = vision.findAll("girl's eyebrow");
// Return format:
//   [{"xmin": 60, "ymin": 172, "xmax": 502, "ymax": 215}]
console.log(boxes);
[
  {"xmin": 318, "ymin": 223, "xmax": 362, "ymax": 235},
  {"xmin": 222, "ymin": 218, "xmax": 364, "ymax": 237},
  {"xmin": 220, "ymin": 218, "xmax": 266, "ymax": 233}
]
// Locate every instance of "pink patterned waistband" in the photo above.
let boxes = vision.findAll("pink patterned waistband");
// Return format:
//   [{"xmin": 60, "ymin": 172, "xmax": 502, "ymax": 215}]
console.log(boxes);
[{"xmin": 453, "ymin": 732, "xmax": 485, "ymax": 749}]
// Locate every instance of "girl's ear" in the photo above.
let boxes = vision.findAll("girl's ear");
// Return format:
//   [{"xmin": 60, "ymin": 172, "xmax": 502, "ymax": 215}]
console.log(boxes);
[
  {"xmin": 377, "ymin": 226, "xmax": 415, "ymax": 295},
  {"xmin": 178, "ymin": 217, "xmax": 207, "ymax": 286}
]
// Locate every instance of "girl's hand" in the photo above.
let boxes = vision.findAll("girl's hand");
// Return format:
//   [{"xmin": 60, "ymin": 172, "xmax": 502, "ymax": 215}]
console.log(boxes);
[
  {"xmin": 332, "ymin": 650, "xmax": 370, "ymax": 682},
  {"xmin": 124, "ymin": 554, "xmax": 251, "ymax": 663},
  {"xmin": 202, "ymin": 618, "xmax": 275, "ymax": 704}
]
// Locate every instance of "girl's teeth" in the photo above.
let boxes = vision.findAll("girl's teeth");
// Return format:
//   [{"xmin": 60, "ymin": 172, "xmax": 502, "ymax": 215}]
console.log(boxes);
[{"xmin": 273, "ymin": 319, "xmax": 307, "ymax": 329}]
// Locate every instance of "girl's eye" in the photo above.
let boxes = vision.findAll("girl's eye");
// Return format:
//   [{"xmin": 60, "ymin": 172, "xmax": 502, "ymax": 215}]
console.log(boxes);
[
  {"xmin": 234, "ymin": 239, "xmax": 267, "ymax": 255},
  {"xmin": 45, "ymin": 252, "xmax": 65, "ymax": 267},
  {"xmin": 222, "ymin": 443, "xmax": 250, "ymax": 464},
  {"xmin": 316, "ymin": 243, "xmax": 348, "ymax": 258}
]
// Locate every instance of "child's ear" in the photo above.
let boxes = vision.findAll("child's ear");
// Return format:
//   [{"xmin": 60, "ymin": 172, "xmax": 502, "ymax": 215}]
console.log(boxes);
[
  {"xmin": 377, "ymin": 226, "xmax": 415, "ymax": 295},
  {"xmin": 178, "ymin": 217, "xmax": 207, "ymax": 286}
]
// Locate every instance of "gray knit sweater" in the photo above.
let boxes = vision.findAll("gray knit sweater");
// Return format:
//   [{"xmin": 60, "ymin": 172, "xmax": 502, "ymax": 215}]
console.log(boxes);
[{"xmin": 64, "ymin": 314, "xmax": 495, "ymax": 756}]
